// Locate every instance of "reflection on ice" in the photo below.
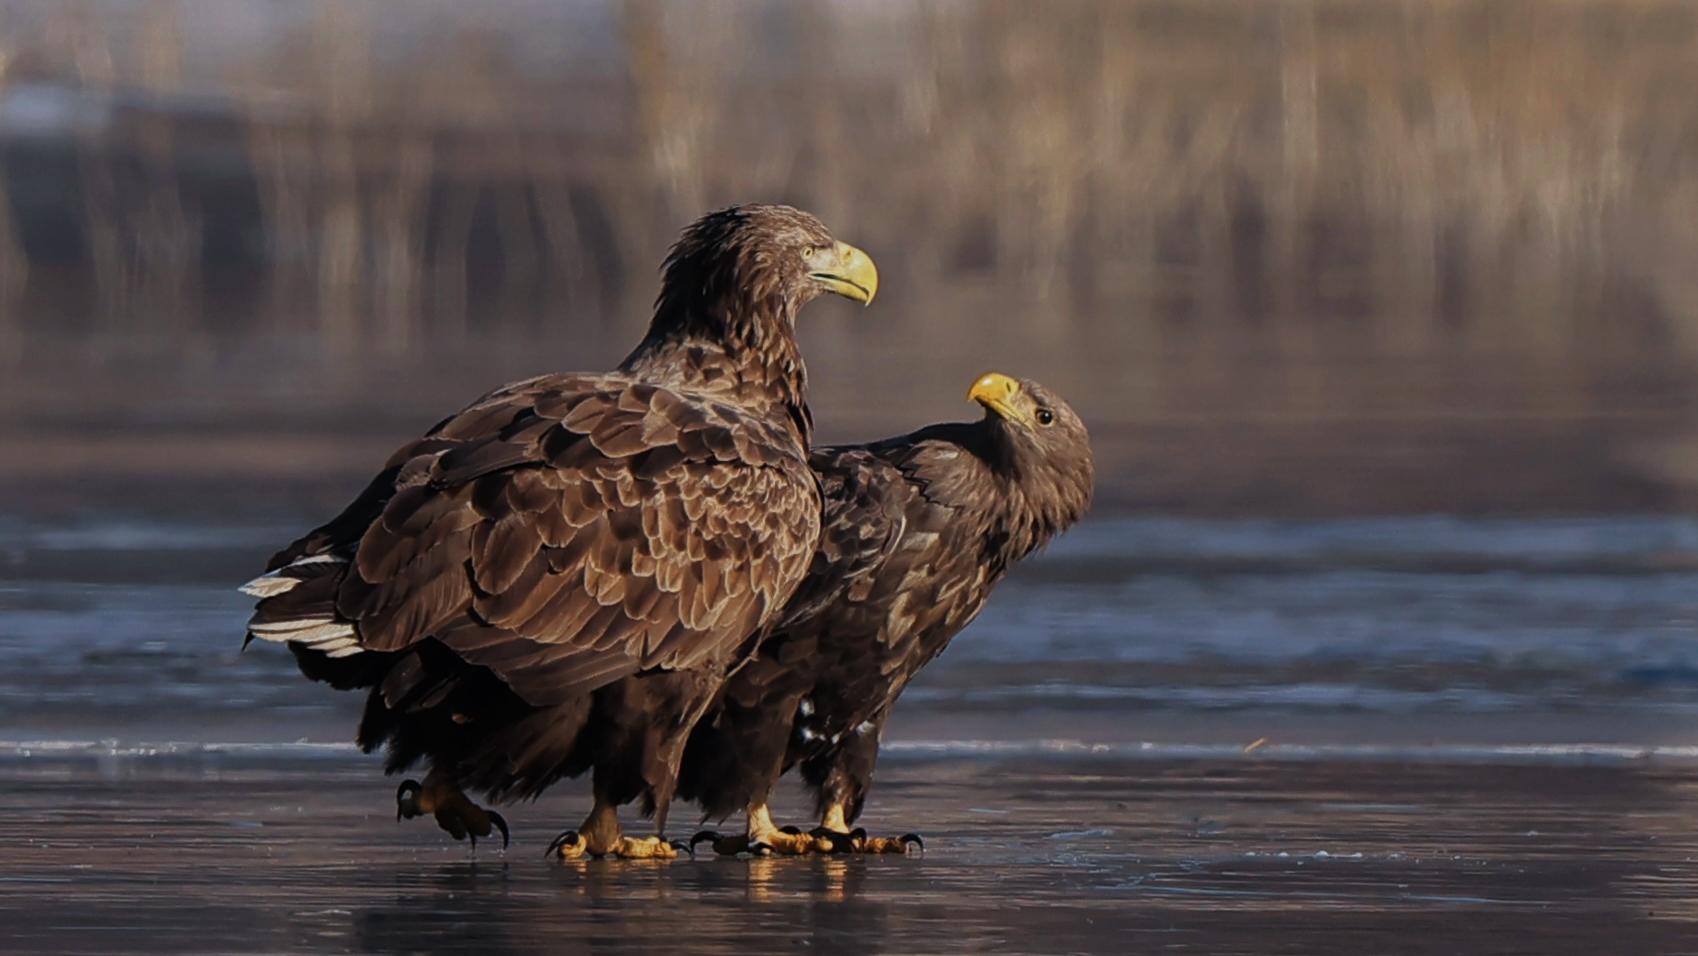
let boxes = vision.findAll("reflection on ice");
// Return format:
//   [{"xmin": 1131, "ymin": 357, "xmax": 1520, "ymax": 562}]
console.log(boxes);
[{"xmin": 3, "ymin": 751, "xmax": 1697, "ymax": 954}]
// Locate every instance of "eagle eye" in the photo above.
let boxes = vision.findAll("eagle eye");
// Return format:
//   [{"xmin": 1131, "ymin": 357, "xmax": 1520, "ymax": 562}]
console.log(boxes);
[{"xmin": 1035, "ymin": 408, "xmax": 1055, "ymax": 426}]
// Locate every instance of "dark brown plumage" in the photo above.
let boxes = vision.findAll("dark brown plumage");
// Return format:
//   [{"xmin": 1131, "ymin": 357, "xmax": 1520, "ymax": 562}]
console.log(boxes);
[
  {"xmin": 242, "ymin": 204, "xmax": 877, "ymax": 858},
  {"xmin": 679, "ymin": 373, "xmax": 1093, "ymax": 854}
]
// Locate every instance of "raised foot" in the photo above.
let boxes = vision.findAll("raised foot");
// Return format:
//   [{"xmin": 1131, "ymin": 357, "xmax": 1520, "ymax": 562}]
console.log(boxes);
[
  {"xmin": 396, "ymin": 779, "xmax": 510, "ymax": 850},
  {"xmin": 812, "ymin": 826, "xmax": 923, "ymax": 854},
  {"xmin": 547, "ymin": 830, "xmax": 688, "ymax": 861}
]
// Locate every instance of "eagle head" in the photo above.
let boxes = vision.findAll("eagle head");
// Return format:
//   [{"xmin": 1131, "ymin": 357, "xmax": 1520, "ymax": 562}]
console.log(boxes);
[
  {"xmin": 968, "ymin": 372, "xmax": 1096, "ymax": 547},
  {"xmin": 657, "ymin": 204, "xmax": 877, "ymax": 337}
]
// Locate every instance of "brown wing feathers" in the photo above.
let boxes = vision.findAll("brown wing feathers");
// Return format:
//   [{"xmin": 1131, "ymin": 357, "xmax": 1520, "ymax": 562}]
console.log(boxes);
[{"xmin": 245, "ymin": 374, "xmax": 817, "ymax": 708}]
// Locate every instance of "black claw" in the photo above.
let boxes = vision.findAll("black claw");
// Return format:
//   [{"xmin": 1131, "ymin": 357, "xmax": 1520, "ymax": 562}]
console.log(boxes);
[
  {"xmin": 689, "ymin": 830, "xmax": 722, "ymax": 853},
  {"xmin": 747, "ymin": 842, "xmax": 773, "ymax": 857},
  {"xmin": 546, "ymin": 829, "xmax": 582, "ymax": 858},
  {"xmin": 806, "ymin": 827, "xmax": 848, "ymax": 854},
  {"xmin": 488, "ymin": 811, "xmax": 511, "ymax": 850},
  {"xmin": 849, "ymin": 827, "xmax": 868, "ymax": 844},
  {"xmin": 396, "ymin": 780, "xmax": 422, "ymax": 822},
  {"xmin": 900, "ymin": 833, "xmax": 924, "ymax": 852},
  {"xmin": 670, "ymin": 839, "xmax": 693, "ymax": 856}
]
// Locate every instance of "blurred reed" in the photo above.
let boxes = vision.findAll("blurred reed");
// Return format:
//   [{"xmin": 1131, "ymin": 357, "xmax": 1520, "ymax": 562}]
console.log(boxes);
[{"xmin": 0, "ymin": 0, "xmax": 1691, "ymax": 360}]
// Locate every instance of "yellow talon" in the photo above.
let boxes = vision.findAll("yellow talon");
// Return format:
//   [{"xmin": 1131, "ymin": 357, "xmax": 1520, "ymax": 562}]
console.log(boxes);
[
  {"xmin": 742, "ymin": 804, "xmax": 833, "ymax": 856},
  {"xmin": 858, "ymin": 833, "xmax": 924, "ymax": 854},
  {"xmin": 611, "ymin": 835, "xmax": 682, "ymax": 860},
  {"xmin": 815, "ymin": 803, "xmax": 922, "ymax": 854},
  {"xmin": 764, "ymin": 827, "xmax": 833, "ymax": 855},
  {"xmin": 547, "ymin": 828, "xmax": 683, "ymax": 860}
]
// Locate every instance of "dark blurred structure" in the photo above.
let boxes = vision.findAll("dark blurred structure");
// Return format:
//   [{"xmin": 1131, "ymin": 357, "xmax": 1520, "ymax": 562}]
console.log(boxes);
[{"xmin": 2, "ymin": 0, "xmax": 1698, "ymax": 515}]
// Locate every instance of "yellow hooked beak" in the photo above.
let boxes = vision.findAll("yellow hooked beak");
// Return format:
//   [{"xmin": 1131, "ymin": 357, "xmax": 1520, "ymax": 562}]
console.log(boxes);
[
  {"xmin": 807, "ymin": 241, "xmax": 878, "ymax": 306},
  {"xmin": 968, "ymin": 372, "xmax": 1029, "ymax": 425}
]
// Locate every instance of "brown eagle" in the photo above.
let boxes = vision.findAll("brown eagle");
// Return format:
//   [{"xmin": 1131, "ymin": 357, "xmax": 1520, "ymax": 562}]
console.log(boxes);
[
  {"xmin": 681, "ymin": 372, "xmax": 1093, "ymax": 855},
  {"xmin": 241, "ymin": 204, "xmax": 876, "ymax": 859}
]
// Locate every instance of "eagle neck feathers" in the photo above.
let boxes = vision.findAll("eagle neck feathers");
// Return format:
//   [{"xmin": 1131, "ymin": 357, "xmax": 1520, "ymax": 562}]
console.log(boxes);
[
  {"xmin": 622, "ymin": 260, "xmax": 813, "ymax": 448},
  {"xmin": 890, "ymin": 422, "xmax": 1086, "ymax": 570}
]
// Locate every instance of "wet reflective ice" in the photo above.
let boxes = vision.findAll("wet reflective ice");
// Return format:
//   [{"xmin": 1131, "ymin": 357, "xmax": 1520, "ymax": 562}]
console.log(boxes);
[{"xmin": 5, "ymin": 512, "xmax": 1698, "ymax": 952}]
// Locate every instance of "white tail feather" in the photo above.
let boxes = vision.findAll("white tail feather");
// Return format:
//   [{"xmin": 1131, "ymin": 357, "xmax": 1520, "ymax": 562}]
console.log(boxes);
[
  {"xmin": 248, "ymin": 616, "xmax": 336, "ymax": 635},
  {"xmin": 243, "ymin": 553, "xmax": 362, "ymax": 655},
  {"xmin": 238, "ymin": 554, "xmax": 348, "ymax": 598},
  {"xmin": 283, "ymin": 622, "xmax": 356, "ymax": 644},
  {"xmin": 307, "ymin": 636, "xmax": 359, "ymax": 652},
  {"xmin": 249, "ymin": 619, "xmax": 354, "ymax": 644},
  {"xmin": 238, "ymin": 573, "xmax": 299, "ymax": 598}
]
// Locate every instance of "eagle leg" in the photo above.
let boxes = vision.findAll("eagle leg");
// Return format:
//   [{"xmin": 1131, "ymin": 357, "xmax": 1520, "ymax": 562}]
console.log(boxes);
[
  {"xmin": 395, "ymin": 771, "xmax": 509, "ymax": 850},
  {"xmin": 814, "ymin": 803, "xmax": 921, "ymax": 855},
  {"xmin": 548, "ymin": 799, "xmax": 687, "ymax": 861},
  {"xmin": 751, "ymin": 804, "xmax": 835, "ymax": 855}
]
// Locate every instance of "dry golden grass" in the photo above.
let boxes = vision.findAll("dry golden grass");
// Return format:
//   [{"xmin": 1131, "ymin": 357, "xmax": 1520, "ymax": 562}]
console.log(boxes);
[{"xmin": 0, "ymin": 0, "xmax": 1693, "ymax": 364}]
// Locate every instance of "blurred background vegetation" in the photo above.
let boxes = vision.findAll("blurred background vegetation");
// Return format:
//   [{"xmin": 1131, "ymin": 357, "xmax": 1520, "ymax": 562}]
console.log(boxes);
[{"xmin": 2, "ymin": 0, "xmax": 1697, "ymax": 515}]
